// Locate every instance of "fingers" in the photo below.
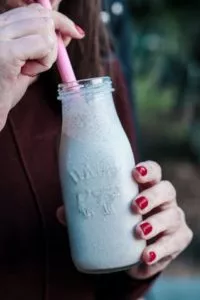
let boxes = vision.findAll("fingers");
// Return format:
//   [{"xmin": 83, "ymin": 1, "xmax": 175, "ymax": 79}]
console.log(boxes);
[
  {"xmin": 128, "ymin": 256, "xmax": 172, "ymax": 280},
  {"xmin": 21, "ymin": 32, "xmax": 58, "ymax": 76},
  {"xmin": 0, "ymin": 4, "xmax": 50, "ymax": 27},
  {"xmin": 52, "ymin": 10, "xmax": 85, "ymax": 39},
  {"xmin": 142, "ymin": 225, "xmax": 193, "ymax": 265},
  {"xmin": 132, "ymin": 180, "xmax": 177, "ymax": 214},
  {"xmin": 0, "ymin": 17, "xmax": 55, "ymax": 40},
  {"xmin": 21, "ymin": 34, "xmax": 71, "ymax": 76},
  {"xmin": 0, "ymin": 4, "xmax": 84, "ymax": 41},
  {"xmin": 11, "ymin": 34, "xmax": 54, "ymax": 62},
  {"xmin": 0, "ymin": 3, "xmax": 84, "ymax": 77},
  {"xmin": 0, "ymin": 4, "xmax": 84, "ymax": 77},
  {"xmin": 128, "ymin": 221, "xmax": 193, "ymax": 280},
  {"xmin": 130, "ymin": 161, "xmax": 193, "ymax": 280},
  {"xmin": 21, "ymin": 57, "xmax": 57, "ymax": 77},
  {"xmin": 135, "ymin": 207, "xmax": 184, "ymax": 240},
  {"xmin": 133, "ymin": 161, "xmax": 162, "ymax": 185}
]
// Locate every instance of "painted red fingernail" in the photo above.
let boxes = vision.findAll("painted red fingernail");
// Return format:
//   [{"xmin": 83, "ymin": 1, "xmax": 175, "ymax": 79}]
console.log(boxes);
[
  {"xmin": 135, "ymin": 196, "xmax": 148, "ymax": 210},
  {"xmin": 136, "ymin": 166, "xmax": 147, "ymax": 176},
  {"xmin": 140, "ymin": 222, "xmax": 153, "ymax": 235},
  {"xmin": 148, "ymin": 251, "xmax": 157, "ymax": 263},
  {"xmin": 75, "ymin": 25, "xmax": 85, "ymax": 36}
]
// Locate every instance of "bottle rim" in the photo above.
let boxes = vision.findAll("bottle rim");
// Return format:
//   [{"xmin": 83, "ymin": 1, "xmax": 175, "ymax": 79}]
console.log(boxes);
[
  {"xmin": 57, "ymin": 76, "xmax": 114, "ymax": 99},
  {"xmin": 58, "ymin": 76, "xmax": 111, "ymax": 90}
]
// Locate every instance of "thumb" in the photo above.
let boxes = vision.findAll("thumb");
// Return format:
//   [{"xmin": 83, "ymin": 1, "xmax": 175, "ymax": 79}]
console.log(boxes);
[{"xmin": 56, "ymin": 205, "xmax": 66, "ymax": 226}]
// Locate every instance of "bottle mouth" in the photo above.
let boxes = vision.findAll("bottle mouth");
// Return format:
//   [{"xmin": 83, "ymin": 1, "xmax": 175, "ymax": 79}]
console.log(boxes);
[{"xmin": 58, "ymin": 76, "xmax": 114, "ymax": 99}]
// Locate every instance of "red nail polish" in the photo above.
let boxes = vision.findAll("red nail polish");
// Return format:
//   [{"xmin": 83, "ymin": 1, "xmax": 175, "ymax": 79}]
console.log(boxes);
[
  {"xmin": 140, "ymin": 222, "xmax": 153, "ymax": 235},
  {"xmin": 75, "ymin": 25, "xmax": 85, "ymax": 36},
  {"xmin": 148, "ymin": 251, "xmax": 156, "ymax": 263},
  {"xmin": 135, "ymin": 196, "xmax": 148, "ymax": 210},
  {"xmin": 136, "ymin": 166, "xmax": 147, "ymax": 176}
]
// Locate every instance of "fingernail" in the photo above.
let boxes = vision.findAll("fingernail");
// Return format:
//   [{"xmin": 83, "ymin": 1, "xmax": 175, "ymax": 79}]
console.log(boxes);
[
  {"xmin": 75, "ymin": 24, "xmax": 85, "ymax": 36},
  {"xmin": 140, "ymin": 222, "xmax": 153, "ymax": 236},
  {"xmin": 148, "ymin": 251, "xmax": 157, "ymax": 263},
  {"xmin": 135, "ymin": 196, "xmax": 148, "ymax": 210},
  {"xmin": 136, "ymin": 166, "xmax": 147, "ymax": 177}
]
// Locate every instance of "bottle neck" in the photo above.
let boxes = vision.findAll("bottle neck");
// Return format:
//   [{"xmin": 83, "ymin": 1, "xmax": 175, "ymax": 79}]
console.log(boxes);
[
  {"xmin": 58, "ymin": 77, "xmax": 117, "ymax": 141},
  {"xmin": 58, "ymin": 76, "xmax": 114, "ymax": 102}
]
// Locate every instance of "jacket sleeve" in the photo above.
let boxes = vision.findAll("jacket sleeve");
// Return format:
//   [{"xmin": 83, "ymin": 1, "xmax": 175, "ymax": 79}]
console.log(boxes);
[{"xmin": 95, "ymin": 57, "xmax": 159, "ymax": 299}]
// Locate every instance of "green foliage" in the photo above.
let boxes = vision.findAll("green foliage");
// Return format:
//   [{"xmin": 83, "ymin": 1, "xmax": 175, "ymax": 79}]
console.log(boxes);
[{"xmin": 129, "ymin": 0, "xmax": 200, "ymax": 154}]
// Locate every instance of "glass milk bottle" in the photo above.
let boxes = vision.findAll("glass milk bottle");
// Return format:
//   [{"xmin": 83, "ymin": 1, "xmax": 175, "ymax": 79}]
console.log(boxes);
[{"xmin": 58, "ymin": 77, "xmax": 145, "ymax": 274}]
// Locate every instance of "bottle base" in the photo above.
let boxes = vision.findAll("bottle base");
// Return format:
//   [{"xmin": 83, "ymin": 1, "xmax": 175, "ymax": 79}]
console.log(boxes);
[{"xmin": 75, "ymin": 262, "xmax": 140, "ymax": 275}]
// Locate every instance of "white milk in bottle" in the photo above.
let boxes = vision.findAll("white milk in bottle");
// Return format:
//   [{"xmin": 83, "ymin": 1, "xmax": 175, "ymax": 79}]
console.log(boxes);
[{"xmin": 58, "ymin": 77, "xmax": 145, "ymax": 273}]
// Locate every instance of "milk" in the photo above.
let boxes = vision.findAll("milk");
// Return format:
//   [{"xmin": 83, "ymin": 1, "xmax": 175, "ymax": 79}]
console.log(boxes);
[{"xmin": 58, "ymin": 77, "xmax": 145, "ymax": 273}]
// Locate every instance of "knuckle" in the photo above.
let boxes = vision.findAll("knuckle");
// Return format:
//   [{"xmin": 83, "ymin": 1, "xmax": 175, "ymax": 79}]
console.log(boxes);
[
  {"xmin": 41, "ymin": 63, "xmax": 51, "ymax": 72},
  {"xmin": 44, "ymin": 34, "xmax": 55, "ymax": 49},
  {"xmin": 162, "ymin": 180, "xmax": 177, "ymax": 200},
  {"xmin": 175, "ymin": 207, "xmax": 185, "ymax": 224},
  {"xmin": 147, "ymin": 188, "xmax": 158, "ymax": 202},
  {"xmin": 52, "ymin": 47, "xmax": 57, "ymax": 62},
  {"xmin": 179, "ymin": 227, "xmax": 193, "ymax": 251},
  {"xmin": 162, "ymin": 239, "xmax": 170, "ymax": 256},
  {"xmin": 43, "ymin": 60, "xmax": 53, "ymax": 71},
  {"xmin": 48, "ymin": 59, "xmax": 55, "ymax": 69},
  {"xmin": 171, "ymin": 252, "xmax": 179, "ymax": 260},
  {"xmin": 43, "ymin": 17, "xmax": 54, "ymax": 30},
  {"xmin": 186, "ymin": 228, "xmax": 193, "ymax": 244},
  {"xmin": 49, "ymin": 17, "xmax": 55, "ymax": 29},
  {"xmin": 172, "ymin": 237, "xmax": 181, "ymax": 252},
  {"xmin": 42, "ymin": 54, "xmax": 56, "ymax": 71}
]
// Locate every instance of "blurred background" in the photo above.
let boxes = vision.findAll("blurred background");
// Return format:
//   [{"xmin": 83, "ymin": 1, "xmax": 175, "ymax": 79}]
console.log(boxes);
[{"xmin": 101, "ymin": 0, "xmax": 200, "ymax": 299}]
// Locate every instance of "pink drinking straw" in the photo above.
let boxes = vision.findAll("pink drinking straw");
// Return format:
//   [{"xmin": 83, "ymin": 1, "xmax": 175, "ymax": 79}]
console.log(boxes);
[{"xmin": 38, "ymin": 0, "xmax": 77, "ymax": 83}]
